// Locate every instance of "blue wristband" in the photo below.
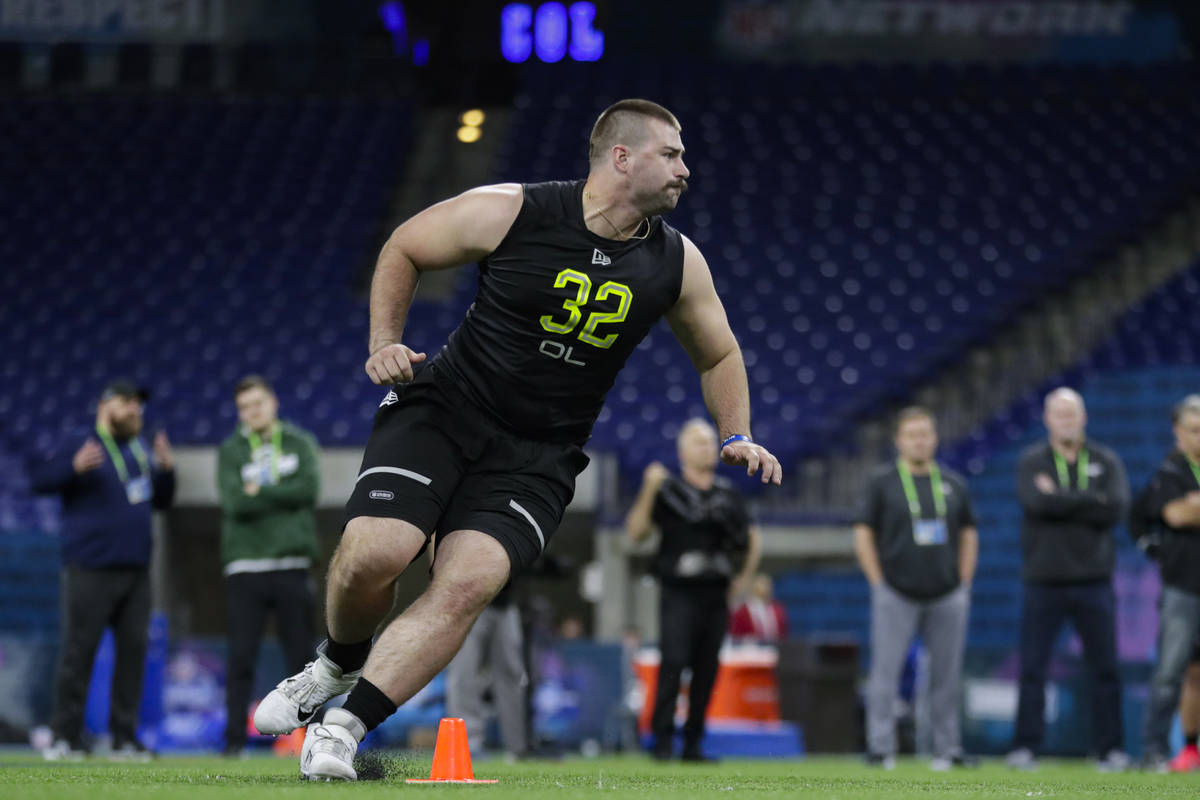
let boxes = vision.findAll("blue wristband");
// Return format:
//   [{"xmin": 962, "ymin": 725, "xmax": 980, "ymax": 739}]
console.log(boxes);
[{"xmin": 721, "ymin": 434, "xmax": 752, "ymax": 449}]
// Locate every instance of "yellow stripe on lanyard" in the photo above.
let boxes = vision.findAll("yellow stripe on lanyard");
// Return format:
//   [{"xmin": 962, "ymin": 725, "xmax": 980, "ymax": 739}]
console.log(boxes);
[
  {"xmin": 896, "ymin": 459, "xmax": 946, "ymax": 520},
  {"xmin": 95, "ymin": 424, "xmax": 148, "ymax": 483},
  {"xmin": 1053, "ymin": 448, "xmax": 1089, "ymax": 491}
]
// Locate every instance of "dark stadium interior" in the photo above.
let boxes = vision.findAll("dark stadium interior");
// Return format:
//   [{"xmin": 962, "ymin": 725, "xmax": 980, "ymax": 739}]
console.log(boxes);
[{"xmin": 4, "ymin": 0, "xmax": 1200, "ymax": 765}]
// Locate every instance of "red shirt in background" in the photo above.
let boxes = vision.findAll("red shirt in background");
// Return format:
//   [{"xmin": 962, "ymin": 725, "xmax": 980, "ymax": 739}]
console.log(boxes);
[{"xmin": 729, "ymin": 598, "xmax": 788, "ymax": 642}]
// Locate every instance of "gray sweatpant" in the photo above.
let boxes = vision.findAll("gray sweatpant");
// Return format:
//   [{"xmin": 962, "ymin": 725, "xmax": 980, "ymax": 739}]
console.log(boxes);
[
  {"xmin": 1142, "ymin": 585, "xmax": 1200, "ymax": 757},
  {"xmin": 445, "ymin": 604, "xmax": 528, "ymax": 755},
  {"xmin": 866, "ymin": 581, "xmax": 969, "ymax": 759}
]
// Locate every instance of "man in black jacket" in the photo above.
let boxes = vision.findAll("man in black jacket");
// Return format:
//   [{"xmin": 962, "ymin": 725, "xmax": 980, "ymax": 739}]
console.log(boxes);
[
  {"xmin": 29, "ymin": 380, "xmax": 175, "ymax": 760},
  {"xmin": 1007, "ymin": 388, "xmax": 1129, "ymax": 771},
  {"xmin": 625, "ymin": 418, "xmax": 761, "ymax": 762},
  {"xmin": 1141, "ymin": 394, "xmax": 1200, "ymax": 770}
]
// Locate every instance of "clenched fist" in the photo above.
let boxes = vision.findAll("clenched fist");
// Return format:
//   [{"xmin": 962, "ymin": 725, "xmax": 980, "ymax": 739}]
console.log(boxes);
[
  {"xmin": 365, "ymin": 342, "xmax": 427, "ymax": 386},
  {"xmin": 642, "ymin": 461, "xmax": 669, "ymax": 493}
]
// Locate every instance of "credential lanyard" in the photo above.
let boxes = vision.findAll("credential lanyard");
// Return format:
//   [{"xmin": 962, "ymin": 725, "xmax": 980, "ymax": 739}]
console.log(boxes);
[
  {"xmin": 897, "ymin": 459, "xmax": 946, "ymax": 520},
  {"xmin": 1186, "ymin": 455, "xmax": 1200, "ymax": 489},
  {"xmin": 1053, "ymin": 448, "xmax": 1089, "ymax": 491},
  {"xmin": 95, "ymin": 425, "xmax": 149, "ymax": 483},
  {"xmin": 248, "ymin": 425, "xmax": 282, "ymax": 483}
]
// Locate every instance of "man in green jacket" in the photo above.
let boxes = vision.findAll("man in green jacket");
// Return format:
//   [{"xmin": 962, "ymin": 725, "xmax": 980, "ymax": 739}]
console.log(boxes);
[{"xmin": 217, "ymin": 375, "xmax": 321, "ymax": 756}]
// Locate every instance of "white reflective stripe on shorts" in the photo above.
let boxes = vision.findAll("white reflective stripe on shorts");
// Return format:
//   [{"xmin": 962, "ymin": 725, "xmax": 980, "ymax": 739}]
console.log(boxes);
[
  {"xmin": 223, "ymin": 556, "xmax": 312, "ymax": 576},
  {"xmin": 355, "ymin": 466, "xmax": 433, "ymax": 486},
  {"xmin": 508, "ymin": 499, "xmax": 545, "ymax": 551}
]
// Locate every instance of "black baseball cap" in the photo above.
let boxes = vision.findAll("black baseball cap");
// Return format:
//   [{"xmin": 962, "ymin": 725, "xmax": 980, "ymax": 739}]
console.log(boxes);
[{"xmin": 99, "ymin": 379, "xmax": 150, "ymax": 403}]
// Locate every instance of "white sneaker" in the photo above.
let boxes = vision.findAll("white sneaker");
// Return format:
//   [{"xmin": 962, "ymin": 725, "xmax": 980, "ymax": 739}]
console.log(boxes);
[
  {"xmin": 1006, "ymin": 747, "xmax": 1037, "ymax": 771},
  {"xmin": 865, "ymin": 753, "xmax": 895, "ymax": 770},
  {"xmin": 1096, "ymin": 749, "xmax": 1131, "ymax": 773},
  {"xmin": 108, "ymin": 739, "xmax": 153, "ymax": 762},
  {"xmin": 300, "ymin": 709, "xmax": 365, "ymax": 782},
  {"xmin": 930, "ymin": 757, "xmax": 951, "ymax": 772},
  {"xmin": 254, "ymin": 641, "xmax": 362, "ymax": 735},
  {"xmin": 41, "ymin": 738, "xmax": 86, "ymax": 761}
]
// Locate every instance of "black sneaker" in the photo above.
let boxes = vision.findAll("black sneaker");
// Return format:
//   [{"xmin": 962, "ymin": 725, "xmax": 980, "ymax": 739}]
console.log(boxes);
[
  {"xmin": 1141, "ymin": 752, "xmax": 1170, "ymax": 773},
  {"xmin": 865, "ymin": 752, "xmax": 896, "ymax": 769},
  {"xmin": 932, "ymin": 753, "xmax": 980, "ymax": 770},
  {"xmin": 681, "ymin": 747, "xmax": 719, "ymax": 764}
]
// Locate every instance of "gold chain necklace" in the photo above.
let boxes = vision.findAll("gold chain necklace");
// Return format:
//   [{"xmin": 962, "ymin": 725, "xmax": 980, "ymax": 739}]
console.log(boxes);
[{"xmin": 586, "ymin": 192, "xmax": 649, "ymax": 241}]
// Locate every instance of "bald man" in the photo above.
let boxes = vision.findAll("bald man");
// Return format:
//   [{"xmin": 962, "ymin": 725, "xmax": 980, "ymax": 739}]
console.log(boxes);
[
  {"xmin": 626, "ymin": 419, "xmax": 762, "ymax": 762},
  {"xmin": 1007, "ymin": 388, "xmax": 1130, "ymax": 772}
]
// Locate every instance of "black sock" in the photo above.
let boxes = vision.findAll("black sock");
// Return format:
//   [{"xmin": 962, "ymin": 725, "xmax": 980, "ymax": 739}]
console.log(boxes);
[
  {"xmin": 1187, "ymin": 733, "xmax": 1198, "ymax": 748},
  {"xmin": 324, "ymin": 635, "xmax": 372, "ymax": 673},
  {"xmin": 340, "ymin": 677, "xmax": 397, "ymax": 734}
]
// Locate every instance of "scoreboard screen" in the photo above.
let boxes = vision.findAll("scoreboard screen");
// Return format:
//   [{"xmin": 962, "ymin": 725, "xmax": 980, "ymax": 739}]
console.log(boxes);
[
  {"xmin": 500, "ymin": 2, "xmax": 604, "ymax": 63},
  {"xmin": 379, "ymin": 0, "xmax": 606, "ymax": 66}
]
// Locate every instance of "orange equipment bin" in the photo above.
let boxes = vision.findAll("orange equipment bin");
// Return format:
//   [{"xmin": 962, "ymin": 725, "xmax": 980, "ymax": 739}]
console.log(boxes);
[{"xmin": 632, "ymin": 644, "xmax": 780, "ymax": 734}]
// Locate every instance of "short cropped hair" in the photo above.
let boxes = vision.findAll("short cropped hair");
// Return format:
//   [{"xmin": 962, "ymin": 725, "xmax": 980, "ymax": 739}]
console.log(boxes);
[
  {"xmin": 234, "ymin": 374, "xmax": 274, "ymax": 398},
  {"xmin": 1172, "ymin": 394, "xmax": 1200, "ymax": 425},
  {"xmin": 588, "ymin": 99, "xmax": 681, "ymax": 167},
  {"xmin": 894, "ymin": 406, "xmax": 936, "ymax": 435}
]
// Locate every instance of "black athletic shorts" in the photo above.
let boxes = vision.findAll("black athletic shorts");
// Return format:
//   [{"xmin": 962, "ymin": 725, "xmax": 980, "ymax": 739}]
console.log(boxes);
[{"xmin": 345, "ymin": 361, "xmax": 590, "ymax": 575}]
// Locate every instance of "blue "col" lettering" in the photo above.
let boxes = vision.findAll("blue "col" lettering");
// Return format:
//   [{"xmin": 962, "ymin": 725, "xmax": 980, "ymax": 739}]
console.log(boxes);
[{"xmin": 501, "ymin": 2, "xmax": 605, "ymax": 64}]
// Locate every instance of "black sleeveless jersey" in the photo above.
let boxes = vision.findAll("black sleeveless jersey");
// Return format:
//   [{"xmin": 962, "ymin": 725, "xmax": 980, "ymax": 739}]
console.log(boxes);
[{"xmin": 434, "ymin": 179, "xmax": 686, "ymax": 446}]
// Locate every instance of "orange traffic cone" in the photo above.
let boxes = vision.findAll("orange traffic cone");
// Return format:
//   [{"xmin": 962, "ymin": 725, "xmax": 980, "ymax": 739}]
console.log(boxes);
[
  {"xmin": 406, "ymin": 718, "xmax": 498, "ymax": 784},
  {"xmin": 272, "ymin": 727, "xmax": 305, "ymax": 757}
]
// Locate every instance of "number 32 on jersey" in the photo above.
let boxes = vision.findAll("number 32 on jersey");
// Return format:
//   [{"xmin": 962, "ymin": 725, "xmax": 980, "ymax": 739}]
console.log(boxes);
[{"xmin": 538, "ymin": 268, "xmax": 633, "ymax": 350}]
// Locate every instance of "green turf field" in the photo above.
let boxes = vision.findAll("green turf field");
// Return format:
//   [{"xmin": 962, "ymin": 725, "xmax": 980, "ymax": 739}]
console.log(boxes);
[{"xmin": 2, "ymin": 752, "xmax": 1198, "ymax": 799}]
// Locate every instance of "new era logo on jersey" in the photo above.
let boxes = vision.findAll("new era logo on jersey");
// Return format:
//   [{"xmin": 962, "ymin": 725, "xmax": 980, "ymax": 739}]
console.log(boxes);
[
  {"xmin": 379, "ymin": 389, "xmax": 399, "ymax": 407},
  {"xmin": 591, "ymin": 248, "xmax": 611, "ymax": 266}
]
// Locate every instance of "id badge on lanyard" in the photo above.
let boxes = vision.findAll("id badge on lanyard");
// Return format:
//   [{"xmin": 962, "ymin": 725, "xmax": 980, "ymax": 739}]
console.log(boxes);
[
  {"xmin": 913, "ymin": 518, "xmax": 948, "ymax": 546},
  {"xmin": 248, "ymin": 427, "xmax": 283, "ymax": 487},
  {"xmin": 898, "ymin": 459, "xmax": 949, "ymax": 547},
  {"xmin": 125, "ymin": 474, "xmax": 152, "ymax": 504},
  {"xmin": 97, "ymin": 426, "xmax": 152, "ymax": 506}
]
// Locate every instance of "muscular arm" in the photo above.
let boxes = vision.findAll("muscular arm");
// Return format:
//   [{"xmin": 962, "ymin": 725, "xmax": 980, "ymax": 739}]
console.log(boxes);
[
  {"xmin": 666, "ymin": 236, "xmax": 780, "ymax": 483},
  {"xmin": 665, "ymin": 236, "xmax": 746, "ymax": 438},
  {"xmin": 366, "ymin": 183, "xmax": 524, "ymax": 383}
]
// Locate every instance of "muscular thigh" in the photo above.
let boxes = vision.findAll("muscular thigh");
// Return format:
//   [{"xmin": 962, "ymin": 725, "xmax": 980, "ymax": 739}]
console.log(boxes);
[
  {"xmin": 344, "ymin": 371, "xmax": 472, "ymax": 551},
  {"xmin": 438, "ymin": 433, "xmax": 589, "ymax": 577},
  {"xmin": 338, "ymin": 516, "xmax": 429, "ymax": 575},
  {"xmin": 430, "ymin": 530, "xmax": 512, "ymax": 604}
]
